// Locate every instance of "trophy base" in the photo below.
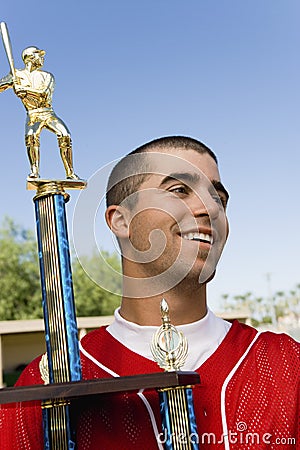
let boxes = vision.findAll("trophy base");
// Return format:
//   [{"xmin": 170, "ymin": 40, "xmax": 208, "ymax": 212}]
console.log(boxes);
[{"xmin": 27, "ymin": 177, "xmax": 87, "ymax": 191}]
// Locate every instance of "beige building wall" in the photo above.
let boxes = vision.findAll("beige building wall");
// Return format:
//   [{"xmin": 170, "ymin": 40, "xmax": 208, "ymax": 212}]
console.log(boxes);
[
  {"xmin": 2, "ymin": 331, "xmax": 46, "ymax": 372},
  {"xmin": 0, "ymin": 316, "xmax": 114, "ymax": 388}
]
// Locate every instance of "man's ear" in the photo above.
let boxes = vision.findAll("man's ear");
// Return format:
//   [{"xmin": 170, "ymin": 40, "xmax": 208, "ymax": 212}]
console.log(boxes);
[{"xmin": 105, "ymin": 205, "xmax": 130, "ymax": 239}]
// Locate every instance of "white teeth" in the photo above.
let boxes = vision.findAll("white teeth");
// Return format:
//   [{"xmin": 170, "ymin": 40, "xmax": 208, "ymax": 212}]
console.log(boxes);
[{"xmin": 182, "ymin": 232, "xmax": 213, "ymax": 244}]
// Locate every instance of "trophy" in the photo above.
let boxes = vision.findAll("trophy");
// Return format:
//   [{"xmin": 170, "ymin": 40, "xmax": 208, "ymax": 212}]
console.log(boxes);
[
  {"xmin": 0, "ymin": 22, "xmax": 201, "ymax": 450},
  {"xmin": 0, "ymin": 21, "xmax": 87, "ymax": 448}
]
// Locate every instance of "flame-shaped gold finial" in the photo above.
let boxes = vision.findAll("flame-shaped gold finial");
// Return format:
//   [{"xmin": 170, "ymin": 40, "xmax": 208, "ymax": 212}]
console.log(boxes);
[{"xmin": 151, "ymin": 298, "xmax": 188, "ymax": 371}]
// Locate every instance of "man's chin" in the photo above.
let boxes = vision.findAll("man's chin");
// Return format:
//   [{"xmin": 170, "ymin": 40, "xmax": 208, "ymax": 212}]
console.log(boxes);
[{"xmin": 198, "ymin": 269, "xmax": 216, "ymax": 285}]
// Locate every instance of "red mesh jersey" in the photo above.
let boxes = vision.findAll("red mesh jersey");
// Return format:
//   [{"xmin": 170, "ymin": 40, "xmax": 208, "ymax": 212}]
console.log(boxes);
[{"xmin": 0, "ymin": 320, "xmax": 299, "ymax": 449}]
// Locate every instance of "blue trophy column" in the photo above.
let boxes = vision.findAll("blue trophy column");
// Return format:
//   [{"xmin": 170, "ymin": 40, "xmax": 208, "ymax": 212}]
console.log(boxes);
[{"xmin": 33, "ymin": 182, "xmax": 82, "ymax": 450}]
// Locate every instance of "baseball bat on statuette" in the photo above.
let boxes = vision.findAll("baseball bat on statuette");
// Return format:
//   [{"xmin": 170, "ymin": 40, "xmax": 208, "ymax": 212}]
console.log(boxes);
[
  {"xmin": 151, "ymin": 299, "xmax": 200, "ymax": 450},
  {"xmin": 0, "ymin": 22, "xmax": 16, "ymax": 79}
]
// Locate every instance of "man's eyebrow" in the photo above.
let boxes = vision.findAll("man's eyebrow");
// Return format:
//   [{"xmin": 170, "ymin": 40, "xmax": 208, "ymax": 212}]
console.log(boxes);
[
  {"xmin": 158, "ymin": 172, "xmax": 229, "ymax": 201},
  {"xmin": 159, "ymin": 172, "xmax": 201, "ymax": 187},
  {"xmin": 212, "ymin": 180, "xmax": 229, "ymax": 202}
]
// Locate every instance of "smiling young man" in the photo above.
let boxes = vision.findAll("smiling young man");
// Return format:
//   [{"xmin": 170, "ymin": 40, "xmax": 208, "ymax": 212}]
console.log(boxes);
[
  {"xmin": 105, "ymin": 138, "xmax": 229, "ymax": 326},
  {"xmin": 0, "ymin": 136, "xmax": 299, "ymax": 449}
]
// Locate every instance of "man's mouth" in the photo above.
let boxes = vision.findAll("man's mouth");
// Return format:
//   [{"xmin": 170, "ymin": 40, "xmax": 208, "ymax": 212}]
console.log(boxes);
[{"xmin": 181, "ymin": 232, "xmax": 213, "ymax": 245}]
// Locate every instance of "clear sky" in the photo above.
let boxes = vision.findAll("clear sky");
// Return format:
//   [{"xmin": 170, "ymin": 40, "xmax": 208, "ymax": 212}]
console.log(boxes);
[{"xmin": 0, "ymin": 1, "xmax": 299, "ymax": 312}]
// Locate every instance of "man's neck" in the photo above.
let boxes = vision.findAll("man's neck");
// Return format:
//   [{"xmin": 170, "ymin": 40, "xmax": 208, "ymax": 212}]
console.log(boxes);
[{"xmin": 119, "ymin": 282, "xmax": 207, "ymax": 326}]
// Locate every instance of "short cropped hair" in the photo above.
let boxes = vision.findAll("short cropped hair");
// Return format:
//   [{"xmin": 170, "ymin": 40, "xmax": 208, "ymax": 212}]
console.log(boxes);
[{"xmin": 106, "ymin": 136, "xmax": 218, "ymax": 208}]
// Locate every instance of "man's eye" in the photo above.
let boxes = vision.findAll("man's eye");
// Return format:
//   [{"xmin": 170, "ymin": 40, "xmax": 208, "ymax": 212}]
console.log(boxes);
[
  {"xmin": 169, "ymin": 186, "xmax": 188, "ymax": 195},
  {"xmin": 212, "ymin": 194, "xmax": 227, "ymax": 208}
]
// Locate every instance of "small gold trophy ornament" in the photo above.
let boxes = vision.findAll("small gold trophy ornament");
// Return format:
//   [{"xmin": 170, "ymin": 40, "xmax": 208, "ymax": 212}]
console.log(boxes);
[
  {"xmin": 151, "ymin": 300, "xmax": 200, "ymax": 449},
  {"xmin": 151, "ymin": 298, "xmax": 188, "ymax": 371},
  {"xmin": 0, "ymin": 21, "xmax": 80, "ymax": 181}
]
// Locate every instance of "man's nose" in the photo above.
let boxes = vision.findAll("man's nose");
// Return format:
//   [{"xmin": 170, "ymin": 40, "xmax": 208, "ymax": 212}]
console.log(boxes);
[{"xmin": 189, "ymin": 191, "xmax": 220, "ymax": 219}]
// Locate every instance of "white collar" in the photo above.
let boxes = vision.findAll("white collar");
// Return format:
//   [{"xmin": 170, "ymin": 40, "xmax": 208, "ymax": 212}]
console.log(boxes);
[{"xmin": 107, "ymin": 308, "xmax": 231, "ymax": 371}]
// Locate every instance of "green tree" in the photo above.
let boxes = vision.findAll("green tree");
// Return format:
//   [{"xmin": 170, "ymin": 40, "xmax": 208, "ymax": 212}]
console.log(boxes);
[
  {"xmin": 0, "ymin": 217, "xmax": 42, "ymax": 320},
  {"xmin": 72, "ymin": 250, "xmax": 121, "ymax": 316},
  {"xmin": 0, "ymin": 217, "xmax": 122, "ymax": 320}
]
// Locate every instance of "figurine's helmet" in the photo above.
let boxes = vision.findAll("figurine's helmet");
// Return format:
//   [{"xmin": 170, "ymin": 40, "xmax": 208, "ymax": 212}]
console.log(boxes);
[{"xmin": 22, "ymin": 46, "xmax": 46, "ymax": 62}]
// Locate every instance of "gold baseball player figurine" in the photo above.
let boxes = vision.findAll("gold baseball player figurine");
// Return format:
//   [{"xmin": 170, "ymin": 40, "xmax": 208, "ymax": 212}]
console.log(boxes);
[{"xmin": 0, "ymin": 22, "xmax": 79, "ymax": 180}]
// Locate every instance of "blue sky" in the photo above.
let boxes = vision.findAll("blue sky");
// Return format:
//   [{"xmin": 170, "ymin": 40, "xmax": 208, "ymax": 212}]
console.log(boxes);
[{"xmin": 0, "ymin": 1, "xmax": 299, "ymax": 312}]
